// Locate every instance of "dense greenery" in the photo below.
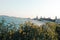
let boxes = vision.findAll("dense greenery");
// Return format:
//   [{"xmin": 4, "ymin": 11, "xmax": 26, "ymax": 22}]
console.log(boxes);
[{"xmin": 0, "ymin": 19, "xmax": 60, "ymax": 40}]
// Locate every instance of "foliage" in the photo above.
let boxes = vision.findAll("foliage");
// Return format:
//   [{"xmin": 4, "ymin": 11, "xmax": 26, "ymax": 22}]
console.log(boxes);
[{"xmin": 0, "ymin": 19, "xmax": 59, "ymax": 40}]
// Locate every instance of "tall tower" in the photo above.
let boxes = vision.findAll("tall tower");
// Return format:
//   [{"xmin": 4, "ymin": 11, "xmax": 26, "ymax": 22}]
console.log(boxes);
[
  {"xmin": 55, "ymin": 16, "xmax": 57, "ymax": 20},
  {"xmin": 36, "ymin": 16, "xmax": 38, "ymax": 20},
  {"xmin": 40, "ymin": 16, "xmax": 42, "ymax": 19}
]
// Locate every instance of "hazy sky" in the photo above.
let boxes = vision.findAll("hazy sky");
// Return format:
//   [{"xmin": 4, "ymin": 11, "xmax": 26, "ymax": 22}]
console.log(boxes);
[{"xmin": 0, "ymin": 0, "xmax": 60, "ymax": 18}]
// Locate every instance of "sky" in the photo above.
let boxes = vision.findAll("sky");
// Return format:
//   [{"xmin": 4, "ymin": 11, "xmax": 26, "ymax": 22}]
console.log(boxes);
[{"xmin": 0, "ymin": 0, "xmax": 60, "ymax": 19}]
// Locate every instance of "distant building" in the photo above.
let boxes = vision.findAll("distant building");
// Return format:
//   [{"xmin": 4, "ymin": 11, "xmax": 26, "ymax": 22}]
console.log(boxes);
[
  {"xmin": 39, "ymin": 17, "xmax": 55, "ymax": 22},
  {"xmin": 33, "ymin": 16, "xmax": 38, "ymax": 20},
  {"xmin": 55, "ymin": 19, "xmax": 60, "ymax": 24},
  {"xmin": 33, "ymin": 16, "xmax": 60, "ymax": 23},
  {"xmin": 55, "ymin": 16, "xmax": 57, "ymax": 20},
  {"xmin": 55, "ymin": 16, "xmax": 60, "ymax": 24}
]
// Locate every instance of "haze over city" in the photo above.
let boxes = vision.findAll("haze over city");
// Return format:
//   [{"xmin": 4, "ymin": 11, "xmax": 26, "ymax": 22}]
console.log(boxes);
[
  {"xmin": 0, "ymin": 0, "xmax": 60, "ymax": 19},
  {"xmin": 1, "ymin": 0, "xmax": 60, "ymax": 40}
]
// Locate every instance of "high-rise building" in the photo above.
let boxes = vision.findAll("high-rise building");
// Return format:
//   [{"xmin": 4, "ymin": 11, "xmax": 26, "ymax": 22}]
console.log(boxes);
[
  {"xmin": 36, "ymin": 16, "xmax": 38, "ymax": 20},
  {"xmin": 55, "ymin": 16, "xmax": 57, "ymax": 20}
]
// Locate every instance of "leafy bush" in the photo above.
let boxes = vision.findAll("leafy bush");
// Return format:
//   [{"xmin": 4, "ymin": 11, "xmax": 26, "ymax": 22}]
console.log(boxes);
[{"xmin": 0, "ymin": 20, "xmax": 59, "ymax": 40}]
